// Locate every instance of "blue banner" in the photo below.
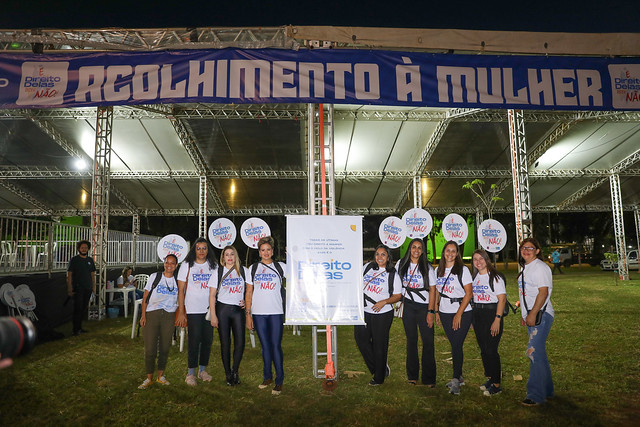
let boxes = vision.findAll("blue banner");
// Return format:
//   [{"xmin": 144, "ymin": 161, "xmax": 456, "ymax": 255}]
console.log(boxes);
[{"xmin": 0, "ymin": 48, "xmax": 638, "ymax": 110}]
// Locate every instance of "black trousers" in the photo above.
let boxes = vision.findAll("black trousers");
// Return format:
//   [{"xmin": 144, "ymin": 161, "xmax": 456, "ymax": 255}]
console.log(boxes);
[
  {"xmin": 72, "ymin": 287, "xmax": 92, "ymax": 333},
  {"xmin": 187, "ymin": 313, "xmax": 214, "ymax": 369},
  {"xmin": 216, "ymin": 302, "xmax": 246, "ymax": 375},
  {"xmin": 354, "ymin": 310, "xmax": 393, "ymax": 384},
  {"xmin": 402, "ymin": 299, "xmax": 436, "ymax": 384},
  {"xmin": 472, "ymin": 307, "xmax": 503, "ymax": 384},
  {"xmin": 439, "ymin": 310, "xmax": 472, "ymax": 380}
]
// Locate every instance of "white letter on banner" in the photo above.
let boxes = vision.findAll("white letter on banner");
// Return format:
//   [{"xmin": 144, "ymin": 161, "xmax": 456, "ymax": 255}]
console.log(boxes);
[
  {"xmin": 103, "ymin": 65, "xmax": 132, "ymax": 102},
  {"xmin": 436, "ymin": 66, "xmax": 477, "ymax": 103},
  {"xmin": 216, "ymin": 60, "xmax": 227, "ymax": 98},
  {"xmin": 354, "ymin": 64, "xmax": 380, "ymax": 100},
  {"xmin": 187, "ymin": 60, "xmax": 215, "ymax": 97},
  {"xmin": 552, "ymin": 69, "xmax": 578, "ymax": 106},
  {"xmin": 576, "ymin": 70, "xmax": 603, "ymax": 107},
  {"xmin": 75, "ymin": 66, "xmax": 105, "ymax": 102},
  {"xmin": 326, "ymin": 63, "xmax": 352, "ymax": 99},
  {"xmin": 477, "ymin": 68, "xmax": 503, "ymax": 104},
  {"xmin": 273, "ymin": 61, "xmax": 297, "ymax": 98},
  {"xmin": 503, "ymin": 68, "xmax": 529, "ymax": 104},
  {"xmin": 527, "ymin": 69, "xmax": 554, "ymax": 105},
  {"xmin": 160, "ymin": 64, "xmax": 186, "ymax": 99},
  {"xmin": 396, "ymin": 57, "xmax": 422, "ymax": 102},
  {"xmin": 229, "ymin": 60, "xmax": 270, "ymax": 98},
  {"xmin": 132, "ymin": 65, "xmax": 160, "ymax": 100},
  {"xmin": 299, "ymin": 63, "xmax": 325, "ymax": 97}
]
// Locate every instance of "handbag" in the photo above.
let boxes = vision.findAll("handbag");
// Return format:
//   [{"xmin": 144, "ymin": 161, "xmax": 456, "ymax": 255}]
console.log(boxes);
[{"xmin": 520, "ymin": 271, "xmax": 547, "ymax": 326}]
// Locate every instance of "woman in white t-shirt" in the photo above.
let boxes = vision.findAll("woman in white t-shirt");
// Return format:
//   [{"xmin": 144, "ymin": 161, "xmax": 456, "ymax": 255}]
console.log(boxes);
[
  {"xmin": 137, "ymin": 254, "xmax": 179, "ymax": 390},
  {"xmin": 116, "ymin": 266, "xmax": 143, "ymax": 301},
  {"xmin": 176, "ymin": 237, "xmax": 219, "ymax": 387},
  {"xmin": 395, "ymin": 238, "xmax": 437, "ymax": 386},
  {"xmin": 471, "ymin": 249, "xmax": 507, "ymax": 396},
  {"xmin": 246, "ymin": 236, "xmax": 287, "ymax": 395},
  {"xmin": 208, "ymin": 245, "xmax": 251, "ymax": 386},
  {"xmin": 435, "ymin": 240, "xmax": 473, "ymax": 395},
  {"xmin": 356, "ymin": 244, "xmax": 402, "ymax": 386},
  {"xmin": 518, "ymin": 237, "xmax": 554, "ymax": 406}
]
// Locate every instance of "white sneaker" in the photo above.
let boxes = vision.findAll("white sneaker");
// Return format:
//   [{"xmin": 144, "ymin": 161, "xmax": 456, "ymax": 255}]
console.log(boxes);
[
  {"xmin": 448, "ymin": 378, "xmax": 461, "ymax": 395},
  {"xmin": 138, "ymin": 378, "xmax": 153, "ymax": 389},
  {"xmin": 156, "ymin": 376, "xmax": 170, "ymax": 386},
  {"xmin": 198, "ymin": 370, "xmax": 213, "ymax": 382},
  {"xmin": 185, "ymin": 375, "xmax": 197, "ymax": 386}
]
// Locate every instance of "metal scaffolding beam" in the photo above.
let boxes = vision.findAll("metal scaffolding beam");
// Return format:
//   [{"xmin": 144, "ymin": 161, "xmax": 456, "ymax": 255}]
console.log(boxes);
[
  {"xmin": 28, "ymin": 117, "xmax": 91, "ymax": 162},
  {"xmin": 199, "ymin": 176, "xmax": 207, "ymax": 238},
  {"xmin": 0, "ymin": 180, "xmax": 52, "ymax": 215},
  {"xmin": 610, "ymin": 174, "xmax": 629, "ymax": 280},
  {"xmin": 132, "ymin": 213, "xmax": 140, "ymax": 268},
  {"xmin": 509, "ymin": 109, "xmax": 533, "ymax": 244}
]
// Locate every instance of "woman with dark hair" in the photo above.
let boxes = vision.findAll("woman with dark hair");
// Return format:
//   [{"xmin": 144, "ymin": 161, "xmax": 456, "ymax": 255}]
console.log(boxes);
[
  {"xmin": 208, "ymin": 245, "xmax": 251, "ymax": 386},
  {"xmin": 246, "ymin": 236, "xmax": 287, "ymax": 395},
  {"xmin": 176, "ymin": 237, "xmax": 218, "ymax": 387},
  {"xmin": 471, "ymin": 249, "xmax": 507, "ymax": 396},
  {"xmin": 138, "ymin": 254, "xmax": 179, "ymax": 389},
  {"xmin": 116, "ymin": 265, "xmax": 143, "ymax": 303},
  {"xmin": 517, "ymin": 237, "xmax": 554, "ymax": 406},
  {"xmin": 395, "ymin": 238, "xmax": 437, "ymax": 386},
  {"xmin": 356, "ymin": 244, "xmax": 402, "ymax": 386},
  {"xmin": 435, "ymin": 240, "xmax": 473, "ymax": 395}
]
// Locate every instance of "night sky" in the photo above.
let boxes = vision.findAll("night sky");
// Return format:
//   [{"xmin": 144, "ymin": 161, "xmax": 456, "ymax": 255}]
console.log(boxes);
[{"xmin": 1, "ymin": 0, "xmax": 638, "ymax": 33}]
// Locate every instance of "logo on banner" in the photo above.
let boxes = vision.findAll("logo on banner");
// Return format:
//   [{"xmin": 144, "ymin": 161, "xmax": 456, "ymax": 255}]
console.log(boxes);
[
  {"xmin": 402, "ymin": 208, "xmax": 433, "ymax": 238},
  {"xmin": 609, "ymin": 65, "xmax": 640, "ymax": 109},
  {"xmin": 379, "ymin": 216, "xmax": 406, "ymax": 248},
  {"xmin": 157, "ymin": 234, "xmax": 188, "ymax": 263},
  {"xmin": 17, "ymin": 62, "xmax": 68, "ymax": 105},
  {"xmin": 208, "ymin": 218, "xmax": 236, "ymax": 249},
  {"xmin": 477, "ymin": 219, "xmax": 507, "ymax": 253},
  {"xmin": 297, "ymin": 259, "xmax": 353, "ymax": 281},
  {"xmin": 442, "ymin": 213, "xmax": 468, "ymax": 245},
  {"xmin": 240, "ymin": 217, "xmax": 270, "ymax": 249}
]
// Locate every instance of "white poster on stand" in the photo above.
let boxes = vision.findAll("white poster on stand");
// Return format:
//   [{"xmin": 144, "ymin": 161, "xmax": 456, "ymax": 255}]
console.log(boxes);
[{"xmin": 286, "ymin": 215, "xmax": 365, "ymax": 325}]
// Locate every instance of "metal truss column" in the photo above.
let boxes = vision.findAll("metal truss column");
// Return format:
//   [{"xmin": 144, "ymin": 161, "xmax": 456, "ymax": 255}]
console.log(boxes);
[
  {"xmin": 508, "ymin": 109, "xmax": 533, "ymax": 245},
  {"xmin": 609, "ymin": 174, "xmax": 629, "ymax": 280},
  {"xmin": 132, "ymin": 213, "xmax": 140, "ymax": 268},
  {"xmin": 635, "ymin": 208, "xmax": 640, "ymax": 265},
  {"xmin": 91, "ymin": 106, "xmax": 113, "ymax": 319},
  {"xmin": 199, "ymin": 176, "xmax": 207, "ymax": 238},
  {"xmin": 412, "ymin": 176, "xmax": 422, "ymax": 208}
]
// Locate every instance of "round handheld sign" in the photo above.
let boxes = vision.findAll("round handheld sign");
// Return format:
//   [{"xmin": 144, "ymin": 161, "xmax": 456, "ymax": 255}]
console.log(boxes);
[
  {"xmin": 477, "ymin": 219, "xmax": 507, "ymax": 253},
  {"xmin": 402, "ymin": 208, "xmax": 433, "ymax": 239},
  {"xmin": 15, "ymin": 284, "xmax": 36, "ymax": 312},
  {"xmin": 442, "ymin": 213, "xmax": 469, "ymax": 245},
  {"xmin": 157, "ymin": 234, "xmax": 189, "ymax": 263},
  {"xmin": 240, "ymin": 218, "xmax": 271, "ymax": 249},
  {"xmin": 208, "ymin": 218, "xmax": 237, "ymax": 249},
  {"xmin": 378, "ymin": 216, "xmax": 406, "ymax": 249}
]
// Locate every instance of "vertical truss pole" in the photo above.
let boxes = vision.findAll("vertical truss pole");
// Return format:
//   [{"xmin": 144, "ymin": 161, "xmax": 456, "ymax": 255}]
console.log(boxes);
[
  {"xmin": 199, "ymin": 175, "xmax": 207, "ymax": 238},
  {"xmin": 635, "ymin": 208, "xmax": 640, "ymax": 267},
  {"xmin": 610, "ymin": 174, "xmax": 629, "ymax": 280},
  {"xmin": 476, "ymin": 208, "xmax": 484, "ymax": 249},
  {"xmin": 412, "ymin": 176, "xmax": 419, "ymax": 208},
  {"xmin": 91, "ymin": 106, "xmax": 113, "ymax": 320},
  {"xmin": 132, "ymin": 213, "xmax": 140, "ymax": 268},
  {"xmin": 307, "ymin": 104, "xmax": 316, "ymax": 215},
  {"xmin": 508, "ymin": 109, "xmax": 533, "ymax": 245}
]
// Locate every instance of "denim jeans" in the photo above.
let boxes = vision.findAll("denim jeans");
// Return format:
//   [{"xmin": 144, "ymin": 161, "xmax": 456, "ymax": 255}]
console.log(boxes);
[
  {"xmin": 526, "ymin": 311, "xmax": 554, "ymax": 403},
  {"xmin": 253, "ymin": 314, "xmax": 284, "ymax": 386}
]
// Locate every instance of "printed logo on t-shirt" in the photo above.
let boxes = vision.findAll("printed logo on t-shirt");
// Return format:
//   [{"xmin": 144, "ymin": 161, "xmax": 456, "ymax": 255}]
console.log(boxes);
[
  {"xmin": 221, "ymin": 275, "xmax": 244, "ymax": 294},
  {"xmin": 255, "ymin": 267, "xmax": 278, "ymax": 291},
  {"xmin": 473, "ymin": 279, "xmax": 492, "ymax": 302},
  {"xmin": 436, "ymin": 276, "xmax": 455, "ymax": 294},
  {"xmin": 192, "ymin": 268, "xmax": 212, "ymax": 289},
  {"xmin": 404, "ymin": 272, "xmax": 423, "ymax": 289},
  {"xmin": 364, "ymin": 272, "xmax": 386, "ymax": 295}
]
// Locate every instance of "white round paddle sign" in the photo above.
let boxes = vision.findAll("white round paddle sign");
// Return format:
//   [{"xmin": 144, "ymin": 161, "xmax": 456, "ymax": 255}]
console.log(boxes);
[
  {"xmin": 477, "ymin": 219, "xmax": 507, "ymax": 253},
  {"xmin": 240, "ymin": 218, "xmax": 271, "ymax": 249},
  {"xmin": 208, "ymin": 218, "xmax": 237, "ymax": 249},
  {"xmin": 378, "ymin": 216, "xmax": 406, "ymax": 248},
  {"xmin": 442, "ymin": 213, "xmax": 469, "ymax": 245},
  {"xmin": 402, "ymin": 208, "xmax": 433, "ymax": 239},
  {"xmin": 157, "ymin": 234, "xmax": 189, "ymax": 263}
]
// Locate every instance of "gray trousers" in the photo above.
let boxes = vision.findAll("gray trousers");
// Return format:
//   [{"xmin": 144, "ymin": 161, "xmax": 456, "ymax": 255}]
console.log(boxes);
[{"xmin": 143, "ymin": 309, "xmax": 175, "ymax": 375}]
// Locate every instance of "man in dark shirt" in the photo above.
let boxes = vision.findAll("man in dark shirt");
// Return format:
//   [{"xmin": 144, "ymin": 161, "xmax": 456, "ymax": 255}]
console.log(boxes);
[{"xmin": 67, "ymin": 240, "xmax": 96, "ymax": 335}]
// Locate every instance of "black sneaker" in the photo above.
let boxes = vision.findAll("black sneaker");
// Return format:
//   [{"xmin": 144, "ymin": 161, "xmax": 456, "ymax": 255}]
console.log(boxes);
[
  {"xmin": 368, "ymin": 379, "xmax": 381, "ymax": 386},
  {"xmin": 232, "ymin": 371, "xmax": 240, "ymax": 385},
  {"xmin": 479, "ymin": 379, "xmax": 491, "ymax": 392},
  {"xmin": 483, "ymin": 384, "xmax": 502, "ymax": 396},
  {"xmin": 226, "ymin": 373, "xmax": 234, "ymax": 386},
  {"xmin": 522, "ymin": 398, "xmax": 540, "ymax": 406}
]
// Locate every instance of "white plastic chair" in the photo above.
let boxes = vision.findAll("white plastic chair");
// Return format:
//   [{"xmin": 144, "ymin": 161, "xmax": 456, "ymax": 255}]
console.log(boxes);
[{"xmin": 1, "ymin": 241, "xmax": 17, "ymax": 267}]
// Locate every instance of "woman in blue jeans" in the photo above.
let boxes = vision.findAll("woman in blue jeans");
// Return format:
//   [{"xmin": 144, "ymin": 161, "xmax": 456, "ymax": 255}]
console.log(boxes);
[
  {"xmin": 518, "ymin": 237, "xmax": 554, "ymax": 406},
  {"xmin": 247, "ymin": 236, "xmax": 286, "ymax": 395}
]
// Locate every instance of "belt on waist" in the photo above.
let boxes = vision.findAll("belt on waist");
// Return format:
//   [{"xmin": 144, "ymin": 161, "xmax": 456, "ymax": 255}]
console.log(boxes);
[{"xmin": 473, "ymin": 302, "xmax": 497, "ymax": 309}]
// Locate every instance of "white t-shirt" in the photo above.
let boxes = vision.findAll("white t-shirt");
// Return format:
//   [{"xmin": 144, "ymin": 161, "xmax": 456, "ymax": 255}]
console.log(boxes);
[
  {"xmin": 472, "ymin": 273, "xmax": 506, "ymax": 304},
  {"xmin": 518, "ymin": 258, "xmax": 554, "ymax": 319},
  {"xmin": 247, "ymin": 262, "xmax": 286, "ymax": 315},
  {"xmin": 362, "ymin": 264, "xmax": 402, "ymax": 315},
  {"xmin": 207, "ymin": 266, "xmax": 249, "ymax": 307},
  {"xmin": 435, "ymin": 266, "xmax": 473, "ymax": 314},
  {"xmin": 178, "ymin": 261, "xmax": 217, "ymax": 314},
  {"xmin": 144, "ymin": 272, "xmax": 178, "ymax": 313},
  {"xmin": 394, "ymin": 260, "xmax": 435, "ymax": 305},
  {"xmin": 117, "ymin": 274, "xmax": 135, "ymax": 288}
]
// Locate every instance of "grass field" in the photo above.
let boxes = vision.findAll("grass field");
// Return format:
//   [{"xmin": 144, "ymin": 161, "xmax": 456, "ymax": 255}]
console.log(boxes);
[{"xmin": 1, "ymin": 266, "xmax": 639, "ymax": 426}]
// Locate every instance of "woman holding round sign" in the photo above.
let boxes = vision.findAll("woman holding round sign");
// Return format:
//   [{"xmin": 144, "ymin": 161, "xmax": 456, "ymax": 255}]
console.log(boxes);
[
  {"xmin": 356, "ymin": 244, "xmax": 402, "ymax": 386},
  {"xmin": 517, "ymin": 237, "xmax": 554, "ymax": 406},
  {"xmin": 207, "ymin": 245, "xmax": 251, "ymax": 386},
  {"xmin": 395, "ymin": 238, "xmax": 437, "ymax": 386},
  {"xmin": 176, "ymin": 237, "xmax": 219, "ymax": 387},
  {"xmin": 471, "ymin": 249, "xmax": 507, "ymax": 396},
  {"xmin": 435, "ymin": 240, "xmax": 473, "ymax": 395},
  {"xmin": 246, "ymin": 235, "xmax": 287, "ymax": 395}
]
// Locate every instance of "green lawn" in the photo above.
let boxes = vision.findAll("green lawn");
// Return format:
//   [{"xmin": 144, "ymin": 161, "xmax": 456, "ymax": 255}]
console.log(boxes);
[{"xmin": 1, "ymin": 266, "xmax": 639, "ymax": 426}]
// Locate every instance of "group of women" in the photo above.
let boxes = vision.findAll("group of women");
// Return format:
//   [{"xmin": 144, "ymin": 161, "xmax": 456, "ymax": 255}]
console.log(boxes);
[
  {"xmin": 138, "ymin": 236, "xmax": 286, "ymax": 396},
  {"xmin": 135, "ymin": 230, "xmax": 554, "ymax": 406},
  {"xmin": 356, "ymin": 237, "xmax": 554, "ymax": 406}
]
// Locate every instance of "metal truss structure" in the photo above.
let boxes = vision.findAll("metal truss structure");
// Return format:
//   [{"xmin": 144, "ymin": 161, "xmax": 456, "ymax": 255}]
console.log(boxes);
[
  {"xmin": 509, "ymin": 109, "xmax": 533, "ymax": 244},
  {"xmin": 198, "ymin": 176, "xmax": 207, "ymax": 238},
  {"xmin": 132, "ymin": 213, "xmax": 140, "ymax": 268},
  {"xmin": 0, "ymin": 180, "xmax": 52, "ymax": 215},
  {"xmin": 610, "ymin": 174, "xmax": 629, "ymax": 280}
]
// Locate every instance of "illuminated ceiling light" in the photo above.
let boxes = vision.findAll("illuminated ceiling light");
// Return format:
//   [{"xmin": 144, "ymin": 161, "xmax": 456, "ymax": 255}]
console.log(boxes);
[
  {"xmin": 230, "ymin": 183, "xmax": 236, "ymax": 194},
  {"xmin": 75, "ymin": 158, "xmax": 87, "ymax": 170},
  {"xmin": 81, "ymin": 192, "xmax": 87, "ymax": 203},
  {"xmin": 421, "ymin": 178, "xmax": 428, "ymax": 192}
]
